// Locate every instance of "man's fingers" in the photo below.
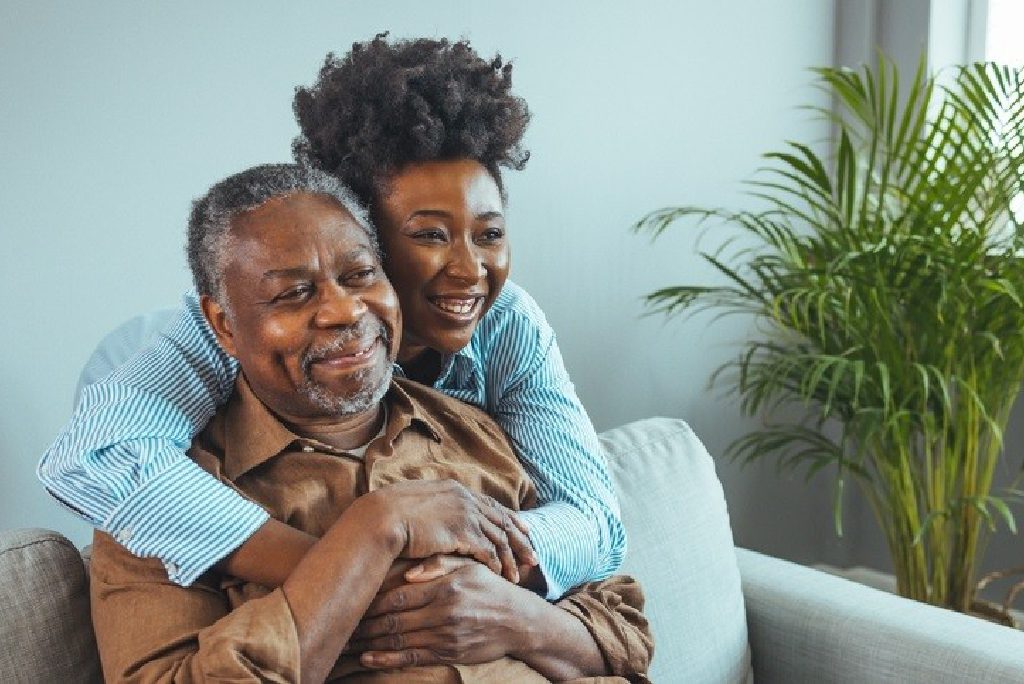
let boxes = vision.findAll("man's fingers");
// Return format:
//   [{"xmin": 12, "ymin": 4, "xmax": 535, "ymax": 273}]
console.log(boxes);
[
  {"xmin": 352, "ymin": 602, "xmax": 446, "ymax": 641},
  {"xmin": 363, "ymin": 580, "xmax": 435, "ymax": 619},
  {"xmin": 361, "ymin": 647, "xmax": 439, "ymax": 670}
]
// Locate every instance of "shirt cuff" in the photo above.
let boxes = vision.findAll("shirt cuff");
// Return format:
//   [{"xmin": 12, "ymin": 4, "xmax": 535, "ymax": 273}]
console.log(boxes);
[
  {"xmin": 519, "ymin": 502, "xmax": 605, "ymax": 600},
  {"xmin": 196, "ymin": 587, "xmax": 302, "ymax": 681},
  {"xmin": 104, "ymin": 455, "xmax": 269, "ymax": 585}
]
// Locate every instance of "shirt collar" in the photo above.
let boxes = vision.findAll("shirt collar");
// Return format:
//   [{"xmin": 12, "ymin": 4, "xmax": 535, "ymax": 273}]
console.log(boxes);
[
  {"xmin": 221, "ymin": 375, "xmax": 443, "ymax": 481},
  {"xmin": 433, "ymin": 345, "xmax": 480, "ymax": 388}
]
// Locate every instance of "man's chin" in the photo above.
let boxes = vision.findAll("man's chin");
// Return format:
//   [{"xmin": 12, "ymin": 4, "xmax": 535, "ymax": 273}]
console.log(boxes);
[{"xmin": 300, "ymin": 365, "xmax": 393, "ymax": 416}]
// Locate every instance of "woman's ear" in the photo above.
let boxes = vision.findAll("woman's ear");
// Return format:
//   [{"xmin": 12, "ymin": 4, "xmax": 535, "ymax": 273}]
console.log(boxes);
[{"xmin": 200, "ymin": 294, "xmax": 238, "ymax": 358}]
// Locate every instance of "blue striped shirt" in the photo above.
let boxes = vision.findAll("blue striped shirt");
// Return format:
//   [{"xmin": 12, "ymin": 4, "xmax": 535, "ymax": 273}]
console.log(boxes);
[{"xmin": 38, "ymin": 280, "xmax": 625, "ymax": 599}]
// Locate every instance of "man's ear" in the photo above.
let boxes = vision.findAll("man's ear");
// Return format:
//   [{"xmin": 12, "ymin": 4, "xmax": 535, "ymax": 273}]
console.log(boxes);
[{"xmin": 200, "ymin": 294, "xmax": 239, "ymax": 358}]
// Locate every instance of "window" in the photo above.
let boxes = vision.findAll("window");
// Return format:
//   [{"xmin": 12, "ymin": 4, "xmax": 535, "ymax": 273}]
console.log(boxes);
[{"xmin": 986, "ymin": 0, "xmax": 1024, "ymax": 66}]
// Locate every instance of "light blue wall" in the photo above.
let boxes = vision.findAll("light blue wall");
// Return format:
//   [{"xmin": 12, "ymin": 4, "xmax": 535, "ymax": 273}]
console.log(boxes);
[{"xmin": 0, "ymin": 1, "xmax": 842, "ymax": 563}]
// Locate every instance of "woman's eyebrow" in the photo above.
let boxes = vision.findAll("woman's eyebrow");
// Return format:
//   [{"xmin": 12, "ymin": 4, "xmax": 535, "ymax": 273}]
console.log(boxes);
[{"xmin": 407, "ymin": 209, "xmax": 452, "ymax": 220}]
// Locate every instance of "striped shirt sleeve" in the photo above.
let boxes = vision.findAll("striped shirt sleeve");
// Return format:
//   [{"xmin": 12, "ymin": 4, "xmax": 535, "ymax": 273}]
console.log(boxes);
[
  {"xmin": 36, "ymin": 294, "xmax": 268, "ymax": 585},
  {"xmin": 486, "ymin": 290, "xmax": 626, "ymax": 598}
]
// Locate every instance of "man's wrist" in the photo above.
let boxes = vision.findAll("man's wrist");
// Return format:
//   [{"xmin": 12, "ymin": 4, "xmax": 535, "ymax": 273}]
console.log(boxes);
[{"xmin": 507, "ymin": 588, "xmax": 550, "ymax": 660}]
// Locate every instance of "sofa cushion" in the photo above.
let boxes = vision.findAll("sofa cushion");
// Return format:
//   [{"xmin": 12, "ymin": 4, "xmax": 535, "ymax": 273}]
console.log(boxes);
[
  {"xmin": 601, "ymin": 417, "xmax": 752, "ymax": 683},
  {"xmin": 0, "ymin": 528, "xmax": 102, "ymax": 684}
]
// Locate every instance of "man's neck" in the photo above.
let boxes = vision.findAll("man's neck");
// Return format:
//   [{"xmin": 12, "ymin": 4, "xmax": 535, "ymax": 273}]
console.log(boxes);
[{"xmin": 285, "ymin": 404, "xmax": 386, "ymax": 452}]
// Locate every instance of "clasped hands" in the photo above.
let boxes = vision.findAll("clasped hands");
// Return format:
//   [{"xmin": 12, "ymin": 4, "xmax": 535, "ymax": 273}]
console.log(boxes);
[{"xmin": 349, "ymin": 480, "xmax": 545, "ymax": 670}]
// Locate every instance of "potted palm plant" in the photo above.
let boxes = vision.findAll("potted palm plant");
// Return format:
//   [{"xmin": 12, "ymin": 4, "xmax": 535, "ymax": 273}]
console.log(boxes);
[{"xmin": 637, "ymin": 56, "xmax": 1024, "ymax": 613}]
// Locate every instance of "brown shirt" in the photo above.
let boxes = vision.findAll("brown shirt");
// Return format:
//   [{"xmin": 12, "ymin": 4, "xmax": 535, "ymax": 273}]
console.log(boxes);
[{"xmin": 90, "ymin": 377, "xmax": 651, "ymax": 683}]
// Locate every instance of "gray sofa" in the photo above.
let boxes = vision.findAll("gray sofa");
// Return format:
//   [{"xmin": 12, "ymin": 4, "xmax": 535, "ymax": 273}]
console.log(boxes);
[{"xmin": 4, "ymin": 417, "xmax": 1024, "ymax": 682}]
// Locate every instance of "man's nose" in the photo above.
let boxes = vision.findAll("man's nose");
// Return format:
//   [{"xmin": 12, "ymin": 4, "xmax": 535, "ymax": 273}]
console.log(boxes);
[
  {"xmin": 444, "ymin": 238, "xmax": 486, "ymax": 282},
  {"xmin": 314, "ymin": 283, "xmax": 368, "ymax": 328}
]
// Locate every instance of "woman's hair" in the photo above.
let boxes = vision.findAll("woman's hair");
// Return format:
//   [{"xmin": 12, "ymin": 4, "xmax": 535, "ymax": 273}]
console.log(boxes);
[{"xmin": 292, "ymin": 34, "xmax": 530, "ymax": 209}]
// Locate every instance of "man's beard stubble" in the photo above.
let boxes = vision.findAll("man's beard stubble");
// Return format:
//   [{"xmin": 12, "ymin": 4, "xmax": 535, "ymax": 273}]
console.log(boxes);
[{"xmin": 299, "ymin": 319, "xmax": 393, "ymax": 415}]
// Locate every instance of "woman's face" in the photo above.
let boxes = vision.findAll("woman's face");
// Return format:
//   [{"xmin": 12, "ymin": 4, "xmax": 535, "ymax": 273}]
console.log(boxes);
[{"xmin": 377, "ymin": 159, "xmax": 510, "ymax": 363}]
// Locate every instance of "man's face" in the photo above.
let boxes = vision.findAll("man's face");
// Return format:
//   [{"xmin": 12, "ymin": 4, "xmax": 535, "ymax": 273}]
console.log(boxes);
[{"xmin": 203, "ymin": 192, "xmax": 401, "ymax": 421}]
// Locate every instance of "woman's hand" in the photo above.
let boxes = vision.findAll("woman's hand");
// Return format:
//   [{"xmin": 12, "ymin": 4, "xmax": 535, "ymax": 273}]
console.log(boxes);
[
  {"xmin": 370, "ymin": 480, "xmax": 536, "ymax": 583},
  {"xmin": 347, "ymin": 556, "xmax": 540, "ymax": 669}
]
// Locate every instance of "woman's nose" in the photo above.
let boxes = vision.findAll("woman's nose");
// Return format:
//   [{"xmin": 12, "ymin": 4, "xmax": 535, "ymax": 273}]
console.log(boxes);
[
  {"xmin": 445, "ymin": 239, "xmax": 486, "ymax": 282},
  {"xmin": 314, "ymin": 284, "xmax": 368, "ymax": 327}
]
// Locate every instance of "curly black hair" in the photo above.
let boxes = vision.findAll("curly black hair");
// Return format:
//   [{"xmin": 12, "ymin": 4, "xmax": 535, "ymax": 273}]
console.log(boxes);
[{"xmin": 292, "ymin": 34, "xmax": 530, "ymax": 210}]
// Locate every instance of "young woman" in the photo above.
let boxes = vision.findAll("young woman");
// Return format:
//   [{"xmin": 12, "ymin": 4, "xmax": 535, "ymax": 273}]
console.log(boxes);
[{"xmin": 39, "ymin": 35, "xmax": 624, "ymax": 601}]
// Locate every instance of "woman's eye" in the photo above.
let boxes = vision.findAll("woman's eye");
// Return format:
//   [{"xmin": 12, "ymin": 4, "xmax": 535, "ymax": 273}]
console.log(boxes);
[
  {"xmin": 478, "ymin": 227, "xmax": 505, "ymax": 243},
  {"xmin": 411, "ymin": 228, "xmax": 447, "ymax": 242}
]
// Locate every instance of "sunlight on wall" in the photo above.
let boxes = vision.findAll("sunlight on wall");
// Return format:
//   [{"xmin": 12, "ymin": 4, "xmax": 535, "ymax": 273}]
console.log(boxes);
[{"xmin": 986, "ymin": 0, "xmax": 1024, "ymax": 65}]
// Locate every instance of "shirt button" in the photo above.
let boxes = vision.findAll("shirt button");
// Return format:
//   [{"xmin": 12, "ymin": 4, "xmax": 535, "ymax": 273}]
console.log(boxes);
[
  {"xmin": 165, "ymin": 562, "xmax": 179, "ymax": 578},
  {"xmin": 114, "ymin": 528, "xmax": 132, "ymax": 544},
  {"xmin": 301, "ymin": 445, "xmax": 315, "ymax": 453}
]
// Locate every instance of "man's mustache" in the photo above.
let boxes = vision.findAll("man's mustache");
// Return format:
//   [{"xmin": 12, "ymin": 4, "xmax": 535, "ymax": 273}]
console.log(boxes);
[{"xmin": 300, "ymin": 319, "xmax": 390, "ymax": 373}]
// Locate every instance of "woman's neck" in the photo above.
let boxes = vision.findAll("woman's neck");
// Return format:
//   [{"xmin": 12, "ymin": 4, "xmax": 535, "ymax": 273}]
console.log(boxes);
[{"xmin": 399, "ymin": 347, "xmax": 446, "ymax": 385}]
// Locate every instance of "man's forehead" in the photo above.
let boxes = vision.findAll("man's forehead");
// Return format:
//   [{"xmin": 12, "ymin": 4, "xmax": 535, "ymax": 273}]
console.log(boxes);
[
  {"xmin": 223, "ymin": 195, "xmax": 376, "ymax": 279},
  {"xmin": 232, "ymin": 194, "xmax": 372, "ymax": 247}
]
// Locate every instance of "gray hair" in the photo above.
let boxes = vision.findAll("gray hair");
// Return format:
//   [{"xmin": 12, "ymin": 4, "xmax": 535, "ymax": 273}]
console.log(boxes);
[{"xmin": 186, "ymin": 163, "xmax": 376, "ymax": 303}]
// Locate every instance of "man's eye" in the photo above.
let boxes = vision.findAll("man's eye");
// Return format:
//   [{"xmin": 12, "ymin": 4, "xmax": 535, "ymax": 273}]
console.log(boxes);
[
  {"xmin": 345, "ymin": 267, "xmax": 377, "ymax": 284},
  {"xmin": 274, "ymin": 284, "xmax": 313, "ymax": 302}
]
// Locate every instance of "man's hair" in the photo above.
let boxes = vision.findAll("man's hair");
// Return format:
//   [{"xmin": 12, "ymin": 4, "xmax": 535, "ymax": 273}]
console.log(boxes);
[
  {"xmin": 186, "ymin": 163, "xmax": 374, "ymax": 303},
  {"xmin": 291, "ymin": 34, "xmax": 531, "ymax": 210}
]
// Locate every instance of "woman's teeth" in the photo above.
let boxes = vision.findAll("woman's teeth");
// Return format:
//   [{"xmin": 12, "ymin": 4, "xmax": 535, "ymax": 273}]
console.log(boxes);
[{"xmin": 433, "ymin": 298, "xmax": 477, "ymax": 314}]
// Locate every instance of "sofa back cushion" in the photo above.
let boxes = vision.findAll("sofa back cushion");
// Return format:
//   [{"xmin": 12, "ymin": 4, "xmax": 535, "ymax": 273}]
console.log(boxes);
[
  {"xmin": 601, "ymin": 417, "xmax": 752, "ymax": 683},
  {"xmin": 0, "ymin": 528, "xmax": 102, "ymax": 683}
]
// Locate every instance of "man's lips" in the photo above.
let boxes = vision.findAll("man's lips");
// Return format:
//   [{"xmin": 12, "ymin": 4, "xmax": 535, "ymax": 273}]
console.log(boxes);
[{"xmin": 308, "ymin": 338, "xmax": 381, "ymax": 369}]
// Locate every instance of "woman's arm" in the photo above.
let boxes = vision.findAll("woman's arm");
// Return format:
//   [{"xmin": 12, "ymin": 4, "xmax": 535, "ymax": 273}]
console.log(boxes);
[
  {"xmin": 37, "ymin": 294, "xmax": 268, "ymax": 585},
  {"xmin": 479, "ymin": 282, "xmax": 627, "ymax": 599}
]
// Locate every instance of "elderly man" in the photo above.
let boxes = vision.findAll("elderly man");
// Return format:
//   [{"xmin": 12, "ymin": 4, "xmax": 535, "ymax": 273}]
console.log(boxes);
[{"xmin": 89, "ymin": 164, "xmax": 650, "ymax": 683}]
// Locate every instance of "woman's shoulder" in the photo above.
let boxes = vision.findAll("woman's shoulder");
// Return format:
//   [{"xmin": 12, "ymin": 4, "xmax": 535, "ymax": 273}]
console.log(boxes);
[{"xmin": 476, "ymin": 280, "xmax": 554, "ymax": 351}]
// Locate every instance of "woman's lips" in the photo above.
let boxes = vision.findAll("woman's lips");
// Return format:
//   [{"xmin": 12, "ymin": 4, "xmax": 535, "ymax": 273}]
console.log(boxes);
[{"xmin": 429, "ymin": 295, "xmax": 484, "ymax": 322}]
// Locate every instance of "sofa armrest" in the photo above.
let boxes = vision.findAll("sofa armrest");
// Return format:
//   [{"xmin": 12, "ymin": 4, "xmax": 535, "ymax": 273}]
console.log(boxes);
[{"xmin": 736, "ymin": 548, "xmax": 1024, "ymax": 682}]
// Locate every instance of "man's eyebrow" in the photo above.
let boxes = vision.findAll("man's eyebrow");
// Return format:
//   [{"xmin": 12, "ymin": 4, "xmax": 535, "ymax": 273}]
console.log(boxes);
[{"xmin": 260, "ymin": 248, "xmax": 374, "ymax": 279}]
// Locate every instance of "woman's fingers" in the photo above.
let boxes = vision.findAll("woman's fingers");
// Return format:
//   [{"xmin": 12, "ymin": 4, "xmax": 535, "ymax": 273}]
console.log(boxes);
[
  {"xmin": 404, "ymin": 554, "xmax": 474, "ymax": 583},
  {"xmin": 477, "ymin": 517, "xmax": 518, "ymax": 583},
  {"xmin": 474, "ymin": 493, "xmax": 537, "ymax": 570}
]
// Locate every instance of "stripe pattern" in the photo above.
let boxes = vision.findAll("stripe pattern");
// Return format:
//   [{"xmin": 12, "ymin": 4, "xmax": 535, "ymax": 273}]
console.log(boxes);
[{"xmin": 38, "ymin": 281, "xmax": 626, "ymax": 596}]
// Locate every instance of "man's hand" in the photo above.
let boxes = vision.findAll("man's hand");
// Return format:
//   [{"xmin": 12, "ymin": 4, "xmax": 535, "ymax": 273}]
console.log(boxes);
[
  {"xmin": 371, "ymin": 480, "xmax": 536, "ymax": 583},
  {"xmin": 346, "ymin": 556, "xmax": 542, "ymax": 669}
]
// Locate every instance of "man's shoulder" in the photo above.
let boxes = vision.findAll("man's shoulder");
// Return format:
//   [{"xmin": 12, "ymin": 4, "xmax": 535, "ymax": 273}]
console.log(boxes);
[{"xmin": 391, "ymin": 377, "xmax": 513, "ymax": 452}]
